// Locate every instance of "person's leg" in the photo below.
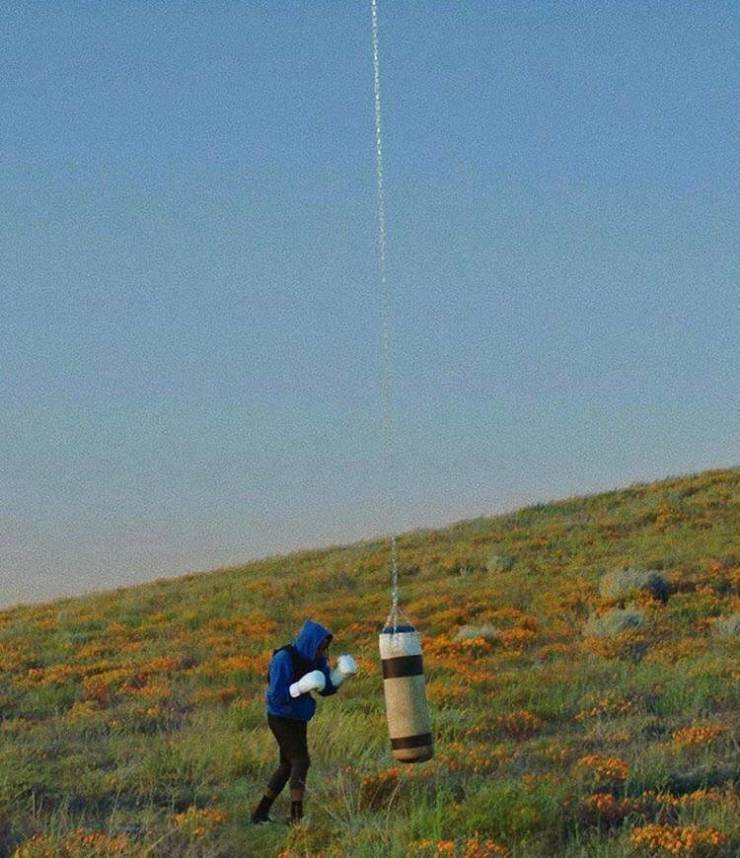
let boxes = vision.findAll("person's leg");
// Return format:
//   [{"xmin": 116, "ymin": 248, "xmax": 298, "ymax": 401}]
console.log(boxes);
[
  {"xmin": 289, "ymin": 786, "xmax": 305, "ymax": 822},
  {"xmin": 266, "ymin": 747, "xmax": 292, "ymax": 796},
  {"xmin": 251, "ymin": 717, "xmax": 294, "ymax": 823},
  {"xmin": 288, "ymin": 721, "xmax": 310, "ymax": 823},
  {"xmin": 252, "ymin": 753, "xmax": 291, "ymax": 821}
]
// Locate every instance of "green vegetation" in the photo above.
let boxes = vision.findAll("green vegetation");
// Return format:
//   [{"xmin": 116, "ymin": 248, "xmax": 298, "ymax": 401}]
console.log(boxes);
[{"xmin": 0, "ymin": 468, "xmax": 738, "ymax": 856}]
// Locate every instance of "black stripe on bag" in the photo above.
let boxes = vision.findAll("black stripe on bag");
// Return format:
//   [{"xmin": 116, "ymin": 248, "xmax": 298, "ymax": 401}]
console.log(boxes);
[
  {"xmin": 390, "ymin": 733, "xmax": 433, "ymax": 750},
  {"xmin": 381, "ymin": 654, "xmax": 424, "ymax": 679}
]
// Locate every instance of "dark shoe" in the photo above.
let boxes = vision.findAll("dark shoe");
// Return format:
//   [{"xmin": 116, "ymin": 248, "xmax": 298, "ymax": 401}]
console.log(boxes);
[
  {"xmin": 251, "ymin": 794, "xmax": 275, "ymax": 824},
  {"xmin": 251, "ymin": 812, "xmax": 274, "ymax": 824}
]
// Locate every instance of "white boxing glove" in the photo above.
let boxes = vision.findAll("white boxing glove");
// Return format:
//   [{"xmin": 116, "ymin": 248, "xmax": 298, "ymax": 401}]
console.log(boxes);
[
  {"xmin": 289, "ymin": 669, "xmax": 326, "ymax": 698},
  {"xmin": 330, "ymin": 654, "xmax": 358, "ymax": 687}
]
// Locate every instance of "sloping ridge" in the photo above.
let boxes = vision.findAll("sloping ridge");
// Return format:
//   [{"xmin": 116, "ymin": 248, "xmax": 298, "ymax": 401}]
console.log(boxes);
[{"xmin": 0, "ymin": 466, "xmax": 737, "ymax": 856}]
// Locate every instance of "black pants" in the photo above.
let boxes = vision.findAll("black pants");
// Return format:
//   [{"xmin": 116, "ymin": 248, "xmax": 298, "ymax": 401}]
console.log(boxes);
[{"xmin": 266, "ymin": 714, "xmax": 311, "ymax": 794}]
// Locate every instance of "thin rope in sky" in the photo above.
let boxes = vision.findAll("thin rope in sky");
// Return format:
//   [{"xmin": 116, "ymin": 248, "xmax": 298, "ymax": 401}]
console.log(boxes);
[{"xmin": 371, "ymin": 0, "xmax": 400, "ymax": 623}]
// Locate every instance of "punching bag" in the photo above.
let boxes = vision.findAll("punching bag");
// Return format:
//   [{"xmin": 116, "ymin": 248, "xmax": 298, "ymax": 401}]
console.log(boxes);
[{"xmin": 379, "ymin": 622, "xmax": 434, "ymax": 763}]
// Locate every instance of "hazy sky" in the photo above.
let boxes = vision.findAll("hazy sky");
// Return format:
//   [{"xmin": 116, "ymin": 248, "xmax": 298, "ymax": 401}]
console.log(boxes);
[{"xmin": 2, "ymin": 1, "xmax": 738, "ymax": 608}]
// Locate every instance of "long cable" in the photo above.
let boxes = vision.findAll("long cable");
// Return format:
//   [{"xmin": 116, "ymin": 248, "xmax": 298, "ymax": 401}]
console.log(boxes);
[{"xmin": 371, "ymin": 0, "xmax": 400, "ymax": 625}]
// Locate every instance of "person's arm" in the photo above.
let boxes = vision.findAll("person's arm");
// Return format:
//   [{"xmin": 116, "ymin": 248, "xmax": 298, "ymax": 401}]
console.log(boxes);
[
  {"xmin": 316, "ymin": 656, "xmax": 338, "ymax": 696},
  {"xmin": 320, "ymin": 654, "xmax": 358, "ymax": 695},
  {"xmin": 289, "ymin": 669, "xmax": 325, "ymax": 698}
]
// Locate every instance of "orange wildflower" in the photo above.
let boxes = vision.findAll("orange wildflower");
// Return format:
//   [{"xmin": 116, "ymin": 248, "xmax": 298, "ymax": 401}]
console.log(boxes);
[
  {"xmin": 576, "ymin": 754, "xmax": 629, "ymax": 782},
  {"xmin": 672, "ymin": 725, "xmax": 725, "ymax": 748},
  {"xmin": 173, "ymin": 806, "xmax": 228, "ymax": 838},
  {"xmin": 631, "ymin": 823, "xmax": 727, "ymax": 855},
  {"xmin": 496, "ymin": 710, "xmax": 543, "ymax": 739}
]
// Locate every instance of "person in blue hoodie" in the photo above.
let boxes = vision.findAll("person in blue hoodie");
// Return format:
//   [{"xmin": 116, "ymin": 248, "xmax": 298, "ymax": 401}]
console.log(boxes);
[{"xmin": 251, "ymin": 619, "xmax": 358, "ymax": 824}]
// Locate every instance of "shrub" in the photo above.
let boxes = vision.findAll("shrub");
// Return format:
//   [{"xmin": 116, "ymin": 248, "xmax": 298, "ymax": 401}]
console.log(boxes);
[
  {"xmin": 454, "ymin": 625, "xmax": 498, "ymax": 642},
  {"xmin": 584, "ymin": 609, "xmax": 644, "ymax": 638},
  {"xmin": 487, "ymin": 554, "xmax": 515, "ymax": 573},
  {"xmin": 599, "ymin": 568, "xmax": 670, "ymax": 604},
  {"xmin": 712, "ymin": 614, "xmax": 740, "ymax": 638},
  {"xmin": 459, "ymin": 777, "xmax": 571, "ymax": 844}
]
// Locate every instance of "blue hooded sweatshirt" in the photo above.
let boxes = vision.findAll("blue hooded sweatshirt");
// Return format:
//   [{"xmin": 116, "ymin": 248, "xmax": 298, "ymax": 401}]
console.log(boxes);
[{"xmin": 266, "ymin": 620, "xmax": 337, "ymax": 720}]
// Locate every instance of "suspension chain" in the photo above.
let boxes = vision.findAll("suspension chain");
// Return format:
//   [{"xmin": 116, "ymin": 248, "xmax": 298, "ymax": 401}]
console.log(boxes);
[{"xmin": 371, "ymin": 0, "xmax": 400, "ymax": 625}]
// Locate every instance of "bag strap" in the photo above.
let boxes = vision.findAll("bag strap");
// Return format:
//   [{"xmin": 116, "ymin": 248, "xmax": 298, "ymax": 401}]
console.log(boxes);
[{"xmin": 266, "ymin": 644, "xmax": 310, "ymax": 684}]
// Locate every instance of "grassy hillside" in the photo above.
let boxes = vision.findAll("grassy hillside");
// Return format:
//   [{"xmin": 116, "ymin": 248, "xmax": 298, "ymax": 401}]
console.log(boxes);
[{"xmin": 0, "ymin": 468, "xmax": 738, "ymax": 857}]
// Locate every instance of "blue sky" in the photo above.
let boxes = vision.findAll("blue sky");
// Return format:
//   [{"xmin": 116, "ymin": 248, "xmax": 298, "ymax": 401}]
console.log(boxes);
[{"xmin": 2, "ymin": 1, "xmax": 738, "ymax": 606}]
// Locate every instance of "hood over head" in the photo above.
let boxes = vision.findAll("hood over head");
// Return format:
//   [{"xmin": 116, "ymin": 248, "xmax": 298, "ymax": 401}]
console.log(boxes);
[{"xmin": 293, "ymin": 619, "xmax": 333, "ymax": 662}]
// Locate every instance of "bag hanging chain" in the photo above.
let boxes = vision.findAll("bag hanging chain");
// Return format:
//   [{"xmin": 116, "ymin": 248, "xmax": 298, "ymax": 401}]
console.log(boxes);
[{"xmin": 371, "ymin": 0, "xmax": 400, "ymax": 629}]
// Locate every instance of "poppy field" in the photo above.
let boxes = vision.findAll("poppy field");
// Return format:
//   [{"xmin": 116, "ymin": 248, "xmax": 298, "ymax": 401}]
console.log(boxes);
[{"xmin": 0, "ymin": 468, "xmax": 737, "ymax": 856}]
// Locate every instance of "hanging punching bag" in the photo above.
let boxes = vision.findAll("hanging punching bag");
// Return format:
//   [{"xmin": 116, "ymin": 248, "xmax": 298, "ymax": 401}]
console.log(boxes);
[{"xmin": 379, "ymin": 622, "xmax": 434, "ymax": 763}]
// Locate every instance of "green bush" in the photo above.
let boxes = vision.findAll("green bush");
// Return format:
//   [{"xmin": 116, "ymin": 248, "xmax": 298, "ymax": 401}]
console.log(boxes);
[
  {"xmin": 713, "ymin": 614, "xmax": 740, "ymax": 637},
  {"xmin": 584, "ymin": 609, "xmax": 644, "ymax": 638},
  {"xmin": 599, "ymin": 568, "xmax": 670, "ymax": 603},
  {"xmin": 487, "ymin": 553, "xmax": 515, "ymax": 573},
  {"xmin": 456, "ymin": 777, "xmax": 572, "ymax": 846},
  {"xmin": 454, "ymin": 625, "xmax": 498, "ymax": 642}
]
